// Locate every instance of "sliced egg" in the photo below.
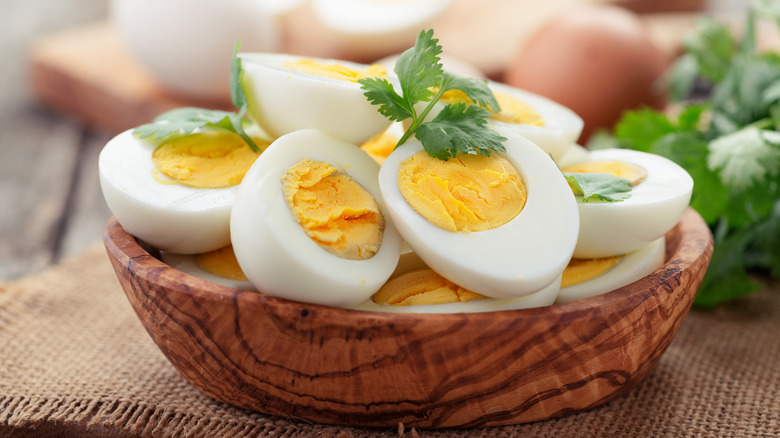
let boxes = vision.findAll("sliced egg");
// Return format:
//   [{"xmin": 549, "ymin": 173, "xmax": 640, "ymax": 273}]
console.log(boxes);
[
  {"xmin": 230, "ymin": 129, "xmax": 402, "ymax": 308},
  {"xmin": 556, "ymin": 143, "xmax": 590, "ymax": 168},
  {"xmin": 360, "ymin": 121, "xmax": 404, "ymax": 165},
  {"xmin": 418, "ymin": 80, "xmax": 584, "ymax": 161},
  {"xmin": 556, "ymin": 236, "xmax": 665, "ymax": 304},
  {"xmin": 563, "ymin": 148, "xmax": 692, "ymax": 258},
  {"xmin": 160, "ymin": 246, "xmax": 256, "ymax": 291},
  {"xmin": 352, "ymin": 271, "xmax": 560, "ymax": 314},
  {"xmin": 378, "ymin": 130, "xmax": 579, "ymax": 299},
  {"xmin": 98, "ymin": 129, "xmax": 264, "ymax": 254},
  {"xmin": 239, "ymin": 53, "xmax": 393, "ymax": 144}
]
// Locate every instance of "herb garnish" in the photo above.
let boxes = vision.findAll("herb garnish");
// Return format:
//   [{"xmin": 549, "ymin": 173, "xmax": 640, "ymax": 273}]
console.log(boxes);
[
  {"xmin": 133, "ymin": 42, "xmax": 262, "ymax": 153},
  {"xmin": 600, "ymin": 0, "xmax": 780, "ymax": 306},
  {"xmin": 358, "ymin": 29, "xmax": 507, "ymax": 160},
  {"xmin": 564, "ymin": 172, "xmax": 632, "ymax": 203}
]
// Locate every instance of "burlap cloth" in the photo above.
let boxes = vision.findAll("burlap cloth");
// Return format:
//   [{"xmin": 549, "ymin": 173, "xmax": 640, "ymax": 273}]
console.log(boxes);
[{"xmin": 1, "ymin": 245, "xmax": 779, "ymax": 438}]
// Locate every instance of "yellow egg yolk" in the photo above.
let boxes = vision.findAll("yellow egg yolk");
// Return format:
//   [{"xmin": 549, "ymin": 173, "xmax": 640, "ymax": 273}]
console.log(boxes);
[
  {"xmin": 372, "ymin": 268, "xmax": 486, "ymax": 305},
  {"xmin": 560, "ymin": 255, "xmax": 623, "ymax": 288},
  {"xmin": 398, "ymin": 151, "xmax": 526, "ymax": 232},
  {"xmin": 360, "ymin": 130, "xmax": 399, "ymax": 165},
  {"xmin": 562, "ymin": 160, "xmax": 648, "ymax": 186},
  {"xmin": 283, "ymin": 160, "xmax": 384, "ymax": 260},
  {"xmin": 440, "ymin": 90, "xmax": 545, "ymax": 126},
  {"xmin": 282, "ymin": 59, "xmax": 387, "ymax": 83},
  {"xmin": 195, "ymin": 245, "xmax": 249, "ymax": 281},
  {"xmin": 152, "ymin": 131, "xmax": 265, "ymax": 189}
]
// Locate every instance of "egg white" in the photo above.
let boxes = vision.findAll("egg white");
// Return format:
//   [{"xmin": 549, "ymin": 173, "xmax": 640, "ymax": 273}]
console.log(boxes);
[
  {"xmin": 98, "ymin": 129, "xmax": 243, "ymax": 254},
  {"xmin": 351, "ymin": 275, "xmax": 561, "ymax": 314},
  {"xmin": 556, "ymin": 236, "xmax": 665, "ymax": 304},
  {"xmin": 567, "ymin": 148, "xmax": 692, "ymax": 258},
  {"xmin": 239, "ymin": 53, "xmax": 393, "ymax": 144},
  {"xmin": 378, "ymin": 130, "xmax": 579, "ymax": 299},
  {"xmin": 487, "ymin": 81, "xmax": 585, "ymax": 162},
  {"xmin": 230, "ymin": 129, "xmax": 402, "ymax": 308},
  {"xmin": 159, "ymin": 250, "xmax": 257, "ymax": 291}
]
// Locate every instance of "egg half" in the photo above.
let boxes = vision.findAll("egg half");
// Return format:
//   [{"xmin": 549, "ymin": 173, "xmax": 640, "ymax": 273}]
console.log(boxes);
[
  {"xmin": 378, "ymin": 130, "xmax": 579, "ymax": 298},
  {"xmin": 98, "ymin": 129, "xmax": 264, "ymax": 254},
  {"xmin": 556, "ymin": 236, "xmax": 665, "ymax": 304},
  {"xmin": 563, "ymin": 148, "xmax": 692, "ymax": 258},
  {"xmin": 159, "ymin": 246, "xmax": 257, "ymax": 291},
  {"xmin": 230, "ymin": 129, "xmax": 402, "ymax": 308},
  {"xmin": 239, "ymin": 53, "xmax": 393, "ymax": 144},
  {"xmin": 352, "ymin": 274, "xmax": 561, "ymax": 314},
  {"xmin": 418, "ymin": 80, "xmax": 584, "ymax": 161}
]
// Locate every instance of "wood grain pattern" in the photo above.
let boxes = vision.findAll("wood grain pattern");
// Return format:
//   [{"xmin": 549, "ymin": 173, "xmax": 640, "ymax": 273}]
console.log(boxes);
[{"xmin": 103, "ymin": 208, "xmax": 712, "ymax": 428}]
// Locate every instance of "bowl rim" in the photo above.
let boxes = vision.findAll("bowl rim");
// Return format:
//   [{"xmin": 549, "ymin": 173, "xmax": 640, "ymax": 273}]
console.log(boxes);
[{"xmin": 104, "ymin": 207, "xmax": 712, "ymax": 327}]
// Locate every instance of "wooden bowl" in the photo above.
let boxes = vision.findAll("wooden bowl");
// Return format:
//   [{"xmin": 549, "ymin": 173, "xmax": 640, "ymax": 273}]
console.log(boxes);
[{"xmin": 103, "ymin": 207, "xmax": 712, "ymax": 428}]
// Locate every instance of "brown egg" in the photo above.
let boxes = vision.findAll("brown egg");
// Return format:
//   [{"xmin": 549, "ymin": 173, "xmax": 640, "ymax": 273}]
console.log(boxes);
[{"xmin": 503, "ymin": 5, "xmax": 667, "ymax": 143}]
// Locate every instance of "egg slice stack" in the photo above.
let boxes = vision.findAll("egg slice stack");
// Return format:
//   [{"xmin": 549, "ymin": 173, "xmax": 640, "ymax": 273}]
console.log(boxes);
[{"xmin": 99, "ymin": 52, "xmax": 693, "ymax": 313}]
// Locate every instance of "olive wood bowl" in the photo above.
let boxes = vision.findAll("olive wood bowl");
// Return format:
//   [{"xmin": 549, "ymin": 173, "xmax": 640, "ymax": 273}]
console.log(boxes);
[{"xmin": 103, "ymin": 207, "xmax": 712, "ymax": 428}]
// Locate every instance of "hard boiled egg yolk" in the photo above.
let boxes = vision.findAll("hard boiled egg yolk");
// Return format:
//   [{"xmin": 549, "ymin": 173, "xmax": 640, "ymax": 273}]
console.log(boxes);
[
  {"xmin": 360, "ymin": 130, "xmax": 399, "ymax": 165},
  {"xmin": 281, "ymin": 59, "xmax": 387, "ymax": 83},
  {"xmin": 440, "ymin": 89, "xmax": 545, "ymax": 126},
  {"xmin": 152, "ymin": 131, "xmax": 265, "ymax": 188},
  {"xmin": 283, "ymin": 159, "xmax": 384, "ymax": 260},
  {"xmin": 562, "ymin": 160, "xmax": 648, "ymax": 186},
  {"xmin": 372, "ymin": 268, "xmax": 486, "ymax": 305},
  {"xmin": 398, "ymin": 151, "xmax": 526, "ymax": 232},
  {"xmin": 195, "ymin": 245, "xmax": 249, "ymax": 281},
  {"xmin": 560, "ymin": 255, "xmax": 622, "ymax": 288}
]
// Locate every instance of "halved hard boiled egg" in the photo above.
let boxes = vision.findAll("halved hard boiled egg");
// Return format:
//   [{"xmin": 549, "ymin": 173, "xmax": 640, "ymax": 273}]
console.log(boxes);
[
  {"xmin": 419, "ymin": 80, "xmax": 584, "ymax": 161},
  {"xmin": 556, "ymin": 236, "xmax": 665, "ymax": 303},
  {"xmin": 159, "ymin": 245, "xmax": 256, "ymax": 291},
  {"xmin": 230, "ymin": 129, "xmax": 402, "ymax": 308},
  {"xmin": 562, "ymin": 148, "xmax": 692, "ymax": 258},
  {"xmin": 239, "ymin": 53, "xmax": 393, "ymax": 144},
  {"xmin": 378, "ymin": 130, "xmax": 579, "ymax": 299},
  {"xmin": 352, "ymin": 270, "xmax": 561, "ymax": 314},
  {"xmin": 98, "ymin": 129, "xmax": 265, "ymax": 254}
]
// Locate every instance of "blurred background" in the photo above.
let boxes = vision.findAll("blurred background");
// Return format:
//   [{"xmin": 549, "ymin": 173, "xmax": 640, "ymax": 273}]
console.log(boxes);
[{"xmin": 0, "ymin": 0, "xmax": 763, "ymax": 282}]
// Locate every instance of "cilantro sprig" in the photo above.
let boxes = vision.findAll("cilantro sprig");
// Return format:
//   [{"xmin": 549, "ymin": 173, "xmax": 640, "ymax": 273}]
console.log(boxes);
[
  {"xmin": 601, "ymin": 0, "xmax": 780, "ymax": 307},
  {"xmin": 133, "ymin": 42, "xmax": 262, "ymax": 153},
  {"xmin": 358, "ymin": 29, "xmax": 507, "ymax": 160},
  {"xmin": 564, "ymin": 172, "xmax": 632, "ymax": 203}
]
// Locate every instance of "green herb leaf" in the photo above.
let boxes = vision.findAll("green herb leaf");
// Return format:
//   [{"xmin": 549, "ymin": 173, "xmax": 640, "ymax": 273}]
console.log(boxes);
[
  {"xmin": 360, "ymin": 76, "xmax": 414, "ymax": 122},
  {"xmin": 392, "ymin": 29, "xmax": 443, "ymax": 104},
  {"xmin": 563, "ymin": 172, "xmax": 632, "ymax": 203},
  {"xmin": 614, "ymin": 108, "xmax": 676, "ymax": 152},
  {"xmin": 415, "ymin": 103, "xmax": 506, "ymax": 159},
  {"xmin": 358, "ymin": 29, "xmax": 506, "ymax": 160},
  {"xmin": 439, "ymin": 71, "xmax": 501, "ymax": 112},
  {"xmin": 683, "ymin": 17, "xmax": 735, "ymax": 83},
  {"xmin": 707, "ymin": 127, "xmax": 780, "ymax": 191},
  {"xmin": 694, "ymin": 222, "xmax": 763, "ymax": 307},
  {"xmin": 132, "ymin": 41, "xmax": 261, "ymax": 153}
]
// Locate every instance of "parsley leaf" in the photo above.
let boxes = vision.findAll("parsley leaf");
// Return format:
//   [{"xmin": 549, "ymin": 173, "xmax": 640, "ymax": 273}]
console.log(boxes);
[
  {"xmin": 563, "ymin": 173, "xmax": 632, "ymax": 203},
  {"xmin": 132, "ymin": 41, "xmax": 262, "ymax": 153},
  {"xmin": 707, "ymin": 127, "xmax": 780, "ymax": 191},
  {"xmin": 415, "ymin": 103, "xmax": 506, "ymax": 159},
  {"xmin": 359, "ymin": 29, "xmax": 506, "ymax": 160}
]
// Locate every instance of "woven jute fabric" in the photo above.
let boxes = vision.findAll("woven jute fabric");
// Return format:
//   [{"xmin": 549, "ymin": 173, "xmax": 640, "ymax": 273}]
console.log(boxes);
[{"xmin": 1, "ymin": 245, "xmax": 779, "ymax": 438}]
